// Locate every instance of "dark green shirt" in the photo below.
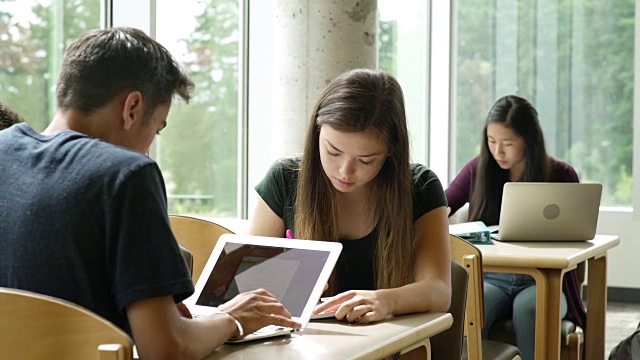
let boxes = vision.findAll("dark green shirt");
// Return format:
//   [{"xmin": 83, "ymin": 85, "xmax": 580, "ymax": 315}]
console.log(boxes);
[{"xmin": 255, "ymin": 157, "xmax": 447, "ymax": 292}]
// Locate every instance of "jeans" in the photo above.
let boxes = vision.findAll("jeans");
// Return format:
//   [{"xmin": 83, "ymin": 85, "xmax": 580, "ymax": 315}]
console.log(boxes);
[{"xmin": 483, "ymin": 272, "xmax": 568, "ymax": 360}]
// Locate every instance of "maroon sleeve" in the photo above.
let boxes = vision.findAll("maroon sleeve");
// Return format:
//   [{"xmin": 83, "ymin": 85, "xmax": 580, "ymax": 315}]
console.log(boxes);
[
  {"xmin": 445, "ymin": 157, "xmax": 478, "ymax": 216},
  {"xmin": 549, "ymin": 157, "xmax": 580, "ymax": 183}
]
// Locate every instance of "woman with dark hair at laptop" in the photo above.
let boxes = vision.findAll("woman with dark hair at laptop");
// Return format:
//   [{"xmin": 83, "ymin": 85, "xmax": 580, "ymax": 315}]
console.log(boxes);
[
  {"xmin": 445, "ymin": 95, "xmax": 585, "ymax": 360},
  {"xmin": 248, "ymin": 69, "xmax": 452, "ymax": 326}
]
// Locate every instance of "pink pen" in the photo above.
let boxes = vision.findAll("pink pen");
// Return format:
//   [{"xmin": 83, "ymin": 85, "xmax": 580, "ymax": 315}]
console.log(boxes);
[{"xmin": 286, "ymin": 229, "xmax": 294, "ymax": 239}]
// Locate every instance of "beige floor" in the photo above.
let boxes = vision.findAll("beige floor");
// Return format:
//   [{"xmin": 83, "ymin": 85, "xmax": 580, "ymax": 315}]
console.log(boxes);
[{"xmin": 606, "ymin": 301, "xmax": 640, "ymax": 358}]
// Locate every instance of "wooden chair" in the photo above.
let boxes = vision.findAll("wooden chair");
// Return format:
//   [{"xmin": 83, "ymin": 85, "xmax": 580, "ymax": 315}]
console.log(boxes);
[
  {"xmin": 450, "ymin": 234, "xmax": 522, "ymax": 360},
  {"xmin": 178, "ymin": 244, "xmax": 195, "ymax": 276},
  {"xmin": 450, "ymin": 204, "xmax": 585, "ymax": 359},
  {"xmin": 0, "ymin": 287, "xmax": 133, "ymax": 360},
  {"xmin": 169, "ymin": 214, "xmax": 234, "ymax": 282},
  {"xmin": 429, "ymin": 259, "xmax": 469, "ymax": 360}
]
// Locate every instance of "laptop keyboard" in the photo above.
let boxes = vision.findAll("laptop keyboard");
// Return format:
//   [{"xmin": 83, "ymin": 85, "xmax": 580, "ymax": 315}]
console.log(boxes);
[
  {"xmin": 252, "ymin": 324, "xmax": 291, "ymax": 335},
  {"xmin": 192, "ymin": 314, "xmax": 292, "ymax": 337}
]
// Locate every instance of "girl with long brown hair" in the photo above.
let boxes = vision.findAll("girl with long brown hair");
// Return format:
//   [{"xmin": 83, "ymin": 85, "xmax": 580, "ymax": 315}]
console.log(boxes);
[{"xmin": 248, "ymin": 68, "xmax": 451, "ymax": 324}]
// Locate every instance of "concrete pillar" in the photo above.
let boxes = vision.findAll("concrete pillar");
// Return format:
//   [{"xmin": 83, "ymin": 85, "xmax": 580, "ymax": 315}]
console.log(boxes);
[{"xmin": 271, "ymin": 0, "xmax": 378, "ymax": 158}]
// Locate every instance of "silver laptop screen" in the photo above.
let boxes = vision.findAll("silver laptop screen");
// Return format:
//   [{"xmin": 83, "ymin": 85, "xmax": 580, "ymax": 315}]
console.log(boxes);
[{"xmin": 195, "ymin": 242, "xmax": 331, "ymax": 317}]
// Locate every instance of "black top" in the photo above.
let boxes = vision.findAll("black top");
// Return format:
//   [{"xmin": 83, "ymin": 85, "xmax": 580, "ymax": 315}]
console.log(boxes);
[{"xmin": 255, "ymin": 157, "xmax": 448, "ymax": 292}]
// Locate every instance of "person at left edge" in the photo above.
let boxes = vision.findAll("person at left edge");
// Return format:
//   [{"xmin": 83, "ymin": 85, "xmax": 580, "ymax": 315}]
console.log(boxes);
[{"xmin": 0, "ymin": 27, "xmax": 299, "ymax": 360}]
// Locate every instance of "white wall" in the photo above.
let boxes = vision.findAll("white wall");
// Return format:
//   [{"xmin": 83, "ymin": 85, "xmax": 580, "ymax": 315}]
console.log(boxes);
[{"xmin": 597, "ymin": 211, "xmax": 635, "ymax": 288}]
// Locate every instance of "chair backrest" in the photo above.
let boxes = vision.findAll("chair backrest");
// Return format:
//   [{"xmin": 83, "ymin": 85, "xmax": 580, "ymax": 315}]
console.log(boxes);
[
  {"xmin": 449, "ymin": 202, "xmax": 470, "ymax": 224},
  {"xmin": 450, "ymin": 234, "xmax": 485, "ymax": 360},
  {"xmin": 178, "ymin": 244, "xmax": 195, "ymax": 276},
  {"xmin": 0, "ymin": 287, "xmax": 133, "ymax": 360},
  {"xmin": 430, "ymin": 259, "xmax": 469, "ymax": 360},
  {"xmin": 169, "ymin": 215, "xmax": 234, "ymax": 282}
]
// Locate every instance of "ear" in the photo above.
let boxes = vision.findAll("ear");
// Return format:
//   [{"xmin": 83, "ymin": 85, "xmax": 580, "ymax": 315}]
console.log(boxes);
[{"xmin": 121, "ymin": 91, "xmax": 144, "ymax": 131}]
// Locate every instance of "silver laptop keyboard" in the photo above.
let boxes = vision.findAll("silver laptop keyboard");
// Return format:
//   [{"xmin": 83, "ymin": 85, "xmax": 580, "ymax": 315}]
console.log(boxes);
[
  {"xmin": 192, "ymin": 314, "xmax": 291, "ymax": 336},
  {"xmin": 252, "ymin": 324, "xmax": 291, "ymax": 335}
]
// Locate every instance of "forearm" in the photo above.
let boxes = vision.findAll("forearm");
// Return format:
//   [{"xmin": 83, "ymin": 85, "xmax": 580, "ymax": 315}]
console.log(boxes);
[
  {"xmin": 130, "ymin": 298, "xmax": 237, "ymax": 360},
  {"xmin": 175, "ymin": 314, "xmax": 237, "ymax": 359},
  {"xmin": 247, "ymin": 195, "xmax": 285, "ymax": 237},
  {"xmin": 378, "ymin": 278, "xmax": 451, "ymax": 315},
  {"xmin": 130, "ymin": 291, "xmax": 300, "ymax": 359}
]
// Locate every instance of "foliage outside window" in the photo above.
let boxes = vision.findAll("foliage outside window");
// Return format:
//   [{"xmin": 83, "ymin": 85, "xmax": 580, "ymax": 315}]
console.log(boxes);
[
  {"xmin": 157, "ymin": 0, "xmax": 426, "ymax": 218},
  {"xmin": 378, "ymin": 0, "xmax": 429, "ymax": 167},
  {"xmin": 155, "ymin": 0, "xmax": 239, "ymax": 217},
  {"xmin": 0, "ymin": 0, "xmax": 100, "ymax": 131},
  {"xmin": 455, "ymin": 0, "xmax": 634, "ymax": 206}
]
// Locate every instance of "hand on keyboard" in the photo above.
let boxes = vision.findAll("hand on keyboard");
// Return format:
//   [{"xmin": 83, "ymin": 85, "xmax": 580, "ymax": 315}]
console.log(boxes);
[{"xmin": 217, "ymin": 289, "xmax": 301, "ymax": 339}]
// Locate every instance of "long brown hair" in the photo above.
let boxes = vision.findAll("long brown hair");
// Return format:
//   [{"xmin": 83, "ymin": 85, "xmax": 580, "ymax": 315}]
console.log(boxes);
[
  {"xmin": 469, "ymin": 95, "xmax": 551, "ymax": 224},
  {"xmin": 294, "ymin": 68, "xmax": 414, "ymax": 291}
]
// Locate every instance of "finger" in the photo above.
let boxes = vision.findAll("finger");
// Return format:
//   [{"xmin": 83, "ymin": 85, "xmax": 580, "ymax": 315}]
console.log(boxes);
[
  {"xmin": 315, "ymin": 291, "xmax": 355, "ymax": 313},
  {"xmin": 356, "ymin": 311, "xmax": 378, "ymax": 324},
  {"xmin": 333, "ymin": 295, "xmax": 365, "ymax": 319},
  {"xmin": 249, "ymin": 288, "xmax": 279, "ymax": 300},
  {"xmin": 242, "ymin": 315, "xmax": 301, "ymax": 336},
  {"xmin": 314, "ymin": 299, "xmax": 341, "ymax": 313},
  {"xmin": 352, "ymin": 311, "xmax": 376, "ymax": 324},
  {"xmin": 239, "ymin": 291, "xmax": 285, "ymax": 308},
  {"xmin": 256, "ymin": 302, "xmax": 294, "ymax": 318},
  {"xmin": 313, "ymin": 303, "xmax": 340, "ymax": 315},
  {"xmin": 334, "ymin": 303, "xmax": 354, "ymax": 320},
  {"xmin": 269, "ymin": 314, "xmax": 302, "ymax": 329},
  {"xmin": 346, "ymin": 305, "xmax": 373, "ymax": 323}
]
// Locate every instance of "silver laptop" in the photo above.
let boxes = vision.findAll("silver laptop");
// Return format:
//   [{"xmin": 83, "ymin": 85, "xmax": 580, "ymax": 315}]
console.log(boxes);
[
  {"xmin": 183, "ymin": 233, "xmax": 342, "ymax": 342},
  {"xmin": 497, "ymin": 182, "xmax": 602, "ymax": 241}
]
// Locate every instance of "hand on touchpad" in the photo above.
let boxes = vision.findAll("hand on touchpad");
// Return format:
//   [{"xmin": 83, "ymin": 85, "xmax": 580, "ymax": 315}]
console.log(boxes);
[{"xmin": 311, "ymin": 301, "xmax": 339, "ymax": 320}]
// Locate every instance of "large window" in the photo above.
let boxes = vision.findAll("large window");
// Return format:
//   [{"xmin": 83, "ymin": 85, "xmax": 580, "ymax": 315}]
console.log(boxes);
[
  {"xmin": 155, "ymin": 0, "xmax": 241, "ymax": 217},
  {"xmin": 0, "ymin": 0, "xmax": 101, "ymax": 131},
  {"xmin": 453, "ymin": 0, "xmax": 635, "ymax": 207},
  {"xmin": 157, "ymin": 1, "xmax": 429, "ymax": 218},
  {"xmin": 378, "ymin": 0, "xmax": 429, "ymax": 166}
]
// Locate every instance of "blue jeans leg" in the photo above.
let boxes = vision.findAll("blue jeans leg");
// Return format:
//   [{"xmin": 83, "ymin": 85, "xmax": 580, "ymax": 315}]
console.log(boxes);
[
  {"xmin": 482, "ymin": 281, "xmax": 513, "ymax": 339},
  {"xmin": 512, "ymin": 285, "xmax": 568, "ymax": 360}
]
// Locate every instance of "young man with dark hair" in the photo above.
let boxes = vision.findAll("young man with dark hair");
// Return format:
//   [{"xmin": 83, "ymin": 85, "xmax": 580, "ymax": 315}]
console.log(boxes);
[{"xmin": 0, "ymin": 27, "xmax": 299, "ymax": 360}]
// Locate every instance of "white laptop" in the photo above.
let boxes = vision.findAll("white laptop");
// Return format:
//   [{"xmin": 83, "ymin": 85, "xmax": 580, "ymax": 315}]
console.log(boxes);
[
  {"xmin": 497, "ymin": 182, "xmax": 602, "ymax": 241},
  {"xmin": 183, "ymin": 233, "xmax": 342, "ymax": 343}
]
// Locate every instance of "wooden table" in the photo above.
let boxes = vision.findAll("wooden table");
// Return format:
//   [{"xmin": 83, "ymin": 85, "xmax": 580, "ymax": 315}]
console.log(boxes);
[
  {"xmin": 203, "ymin": 311, "xmax": 453, "ymax": 359},
  {"xmin": 477, "ymin": 235, "xmax": 620, "ymax": 360}
]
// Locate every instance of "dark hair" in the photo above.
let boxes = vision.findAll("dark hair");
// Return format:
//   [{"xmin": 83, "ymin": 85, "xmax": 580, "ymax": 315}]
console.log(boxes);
[
  {"xmin": 0, "ymin": 102, "xmax": 25, "ymax": 130},
  {"xmin": 469, "ymin": 95, "xmax": 551, "ymax": 224},
  {"xmin": 295, "ymin": 68, "xmax": 413, "ymax": 291},
  {"xmin": 56, "ymin": 27, "xmax": 194, "ymax": 119}
]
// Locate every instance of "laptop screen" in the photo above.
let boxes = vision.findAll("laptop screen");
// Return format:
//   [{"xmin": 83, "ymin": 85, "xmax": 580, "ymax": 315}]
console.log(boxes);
[{"xmin": 195, "ymin": 242, "xmax": 331, "ymax": 317}]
